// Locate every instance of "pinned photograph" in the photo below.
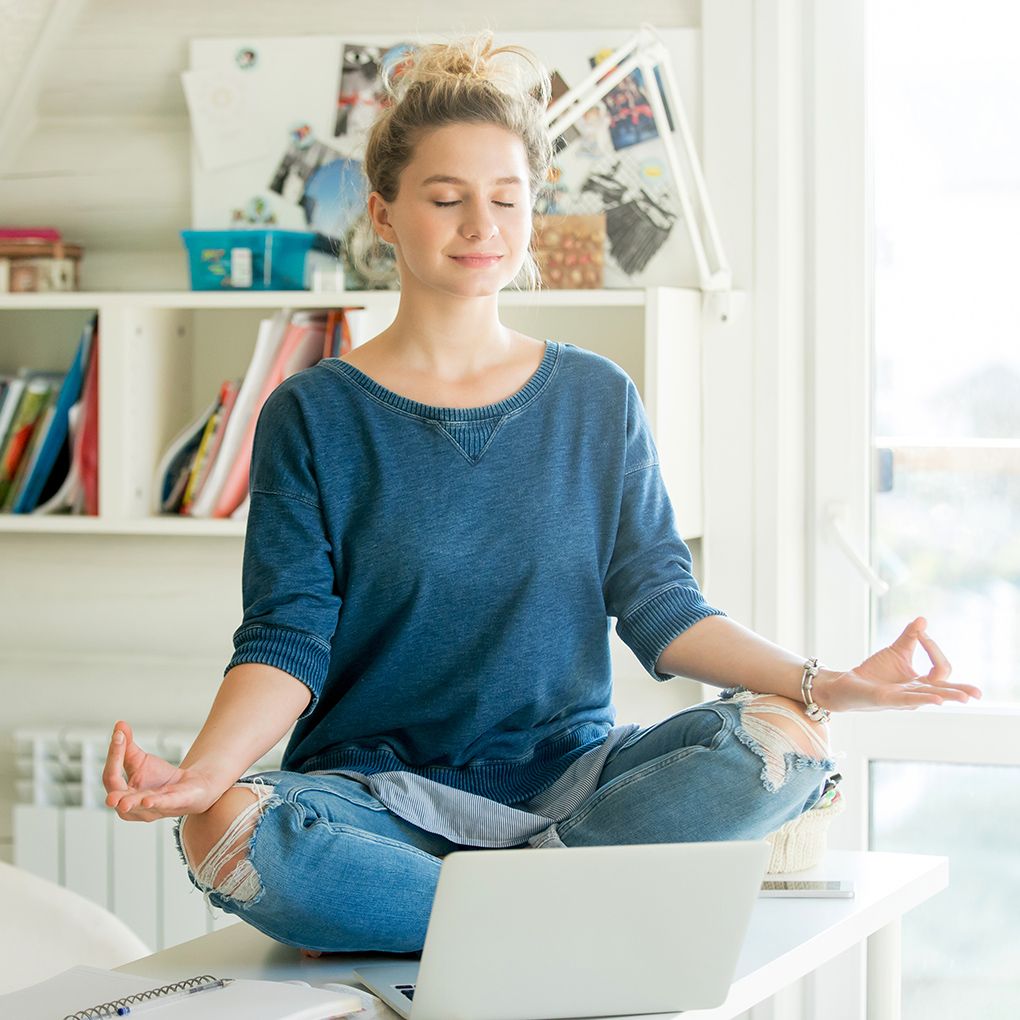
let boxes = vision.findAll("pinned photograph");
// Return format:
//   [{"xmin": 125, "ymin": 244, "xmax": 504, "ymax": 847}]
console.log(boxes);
[
  {"xmin": 334, "ymin": 42, "xmax": 416, "ymax": 138},
  {"xmin": 549, "ymin": 71, "xmax": 582, "ymax": 155},
  {"xmin": 268, "ymin": 124, "xmax": 342, "ymax": 205},
  {"xmin": 588, "ymin": 48, "xmax": 674, "ymax": 151},
  {"xmin": 235, "ymin": 46, "xmax": 258, "ymax": 70}
]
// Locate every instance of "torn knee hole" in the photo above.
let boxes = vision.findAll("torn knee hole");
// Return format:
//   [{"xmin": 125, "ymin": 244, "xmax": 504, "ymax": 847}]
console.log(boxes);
[
  {"xmin": 744, "ymin": 699, "xmax": 830, "ymax": 757},
  {"xmin": 181, "ymin": 781, "xmax": 276, "ymax": 905},
  {"xmin": 729, "ymin": 693, "xmax": 831, "ymax": 793}
]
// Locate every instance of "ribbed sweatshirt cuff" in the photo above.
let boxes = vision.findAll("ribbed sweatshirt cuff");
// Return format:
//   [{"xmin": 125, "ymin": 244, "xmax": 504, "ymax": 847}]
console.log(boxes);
[
  {"xmin": 225, "ymin": 623, "xmax": 331, "ymax": 719},
  {"xmin": 618, "ymin": 584, "xmax": 728, "ymax": 681}
]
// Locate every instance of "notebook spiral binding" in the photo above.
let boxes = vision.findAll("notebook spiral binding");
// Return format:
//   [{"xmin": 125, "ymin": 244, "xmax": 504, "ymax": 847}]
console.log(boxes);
[{"xmin": 63, "ymin": 974, "xmax": 223, "ymax": 1019}]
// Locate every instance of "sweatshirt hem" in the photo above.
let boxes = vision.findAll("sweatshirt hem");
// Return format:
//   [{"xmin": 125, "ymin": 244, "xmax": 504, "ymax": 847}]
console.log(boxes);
[{"xmin": 295, "ymin": 720, "xmax": 611, "ymax": 804}]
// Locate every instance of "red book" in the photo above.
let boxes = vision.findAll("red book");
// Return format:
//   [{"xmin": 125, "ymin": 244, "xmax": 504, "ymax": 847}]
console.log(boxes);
[
  {"xmin": 211, "ymin": 317, "xmax": 324, "ymax": 518},
  {"xmin": 75, "ymin": 327, "xmax": 100, "ymax": 515}
]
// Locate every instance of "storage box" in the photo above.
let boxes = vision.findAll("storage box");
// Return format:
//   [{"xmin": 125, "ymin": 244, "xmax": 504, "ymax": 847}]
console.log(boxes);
[
  {"xmin": 532, "ymin": 214, "xmax": 606, "ymax": 289},
  {"xmin": 180, "ymin": 229, "xmax": 316, "ymax": 290},
  {"xmin": 0, "ymin": 240, "xmax": 83, "ymax": 292}
]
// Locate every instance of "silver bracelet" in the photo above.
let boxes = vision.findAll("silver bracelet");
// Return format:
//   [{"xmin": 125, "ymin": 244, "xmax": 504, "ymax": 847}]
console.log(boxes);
[{"xmin": 800, "ymin": 657, "xmax": 832, "ymax": 724}]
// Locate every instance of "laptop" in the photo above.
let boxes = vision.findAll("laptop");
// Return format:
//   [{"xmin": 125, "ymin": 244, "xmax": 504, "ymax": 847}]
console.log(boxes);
[{"xmin": 354, "ymin": 839, "xmax": 770, "ymax": 1020}]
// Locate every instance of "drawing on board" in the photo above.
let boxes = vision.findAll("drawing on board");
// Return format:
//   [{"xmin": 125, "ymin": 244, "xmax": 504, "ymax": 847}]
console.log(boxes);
[{"xmin": 539, "ymin": 43, "xmax": 684, "ymax": 279}]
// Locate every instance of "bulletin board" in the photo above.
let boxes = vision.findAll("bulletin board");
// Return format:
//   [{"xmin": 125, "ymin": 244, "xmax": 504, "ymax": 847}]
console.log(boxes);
[{"xmin": 184, "ymin": 27, "xmax": 701, "ymax": 289}]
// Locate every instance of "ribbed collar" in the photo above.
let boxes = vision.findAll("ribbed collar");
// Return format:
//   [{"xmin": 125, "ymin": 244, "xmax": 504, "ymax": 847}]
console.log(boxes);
[{"xmin": 327, "ymin": 339, "xmax": 559, "ymax": 422}]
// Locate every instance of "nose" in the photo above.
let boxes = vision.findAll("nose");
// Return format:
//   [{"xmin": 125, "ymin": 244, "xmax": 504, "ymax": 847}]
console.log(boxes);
[{"xmin": 460, "ymin": 197, "xmax": 499, "ymax": 241}]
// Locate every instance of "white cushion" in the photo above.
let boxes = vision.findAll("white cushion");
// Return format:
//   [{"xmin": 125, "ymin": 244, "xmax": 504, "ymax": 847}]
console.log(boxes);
[{"xmin": 0, "ymin": 859, "xmax": 150, "ymax": 995}]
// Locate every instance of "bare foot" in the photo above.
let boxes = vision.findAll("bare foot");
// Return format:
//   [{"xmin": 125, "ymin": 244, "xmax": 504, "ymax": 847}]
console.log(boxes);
[{"xmin": 299, "ymin": 948, "xmax": 322, "ymax": 958}]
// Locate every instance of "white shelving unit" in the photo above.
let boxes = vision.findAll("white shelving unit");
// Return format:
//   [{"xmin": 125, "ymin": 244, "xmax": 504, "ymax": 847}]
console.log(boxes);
[{"xmin": 0, "ymin": 286, "xmax": 705, "ymax": 539}]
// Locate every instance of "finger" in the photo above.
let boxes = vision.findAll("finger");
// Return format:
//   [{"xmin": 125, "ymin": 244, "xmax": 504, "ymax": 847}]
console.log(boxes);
[
  {"xmin": 114, "ymin": 795, "xmax": 165, "ymax": 822},
  {"xmin": 915, "ymin": 686, "xmax": 967, "ymax": 703},
  {"xmin": 112, "ymin": 790, "xmax": 144, "ymax": 814},
  {"xmin": 892, "ymin": 617, "xmax": 925, "ymax": 654},
  {"xmin": 120, "ymin": 721, "xmax": 147, "ymax": 773},
  {"xmin": 102, "ymin": 723, "xmax": 129, "ymax": 794},
  {"xmin": 105, "ymin": 787, "xmax": 132, "ymax": 810},
  {"xmin": 137, "ymin": 786, "xmax": 193, "ymax": 814},
  {"xmin": 915, "ymin": 630, "xmax": 952, "ymax": 681},
  {"xmin": 115, "ymin": 803, "xmax": 165, "ymax": 823},
  {"xmin": 890, "ymin": 689, "xmax": 945, "ymax": 708},
  {"xmin": 920, "ymin": 676, "xmax": 982, "ymax": 700}
]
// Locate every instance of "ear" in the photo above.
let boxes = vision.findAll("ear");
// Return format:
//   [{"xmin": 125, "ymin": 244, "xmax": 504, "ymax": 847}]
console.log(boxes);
[{"xmin": 368, "ymin": 192, "xmax": 396, "ymax": 246}]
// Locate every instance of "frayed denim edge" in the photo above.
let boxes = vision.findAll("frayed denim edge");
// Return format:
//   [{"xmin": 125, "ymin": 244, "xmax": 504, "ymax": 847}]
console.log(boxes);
[{"xmin": 171, "ymin": 777, "xmax": 285, "ymax": 913}]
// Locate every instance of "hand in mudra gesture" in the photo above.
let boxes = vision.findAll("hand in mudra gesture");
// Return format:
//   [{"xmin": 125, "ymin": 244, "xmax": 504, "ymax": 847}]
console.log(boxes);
[
  {"xmin": 103, "ymin": 720, "xmax": 225, "ymax": 822},
  {"xmin": 819, "ymin": 617, "xmax": 982, "ymax": 713}
]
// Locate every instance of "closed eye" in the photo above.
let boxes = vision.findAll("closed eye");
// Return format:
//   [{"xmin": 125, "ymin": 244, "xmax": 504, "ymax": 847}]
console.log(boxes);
[{"xmin": 433, "ymin": 201, "xmax": 515, "ymax": 208}]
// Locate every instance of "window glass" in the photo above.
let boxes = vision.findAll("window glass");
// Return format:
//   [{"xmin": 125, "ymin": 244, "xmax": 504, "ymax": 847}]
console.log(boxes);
[{"xmin": 870, "ymin": 761, "xmax": 1020, "ymax": 1017}]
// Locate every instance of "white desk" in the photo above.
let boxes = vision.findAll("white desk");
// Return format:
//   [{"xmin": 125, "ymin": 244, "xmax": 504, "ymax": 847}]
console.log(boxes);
[{"xmin": 118, "ymin": 850, "xmax": 947, "ymax": 1020}]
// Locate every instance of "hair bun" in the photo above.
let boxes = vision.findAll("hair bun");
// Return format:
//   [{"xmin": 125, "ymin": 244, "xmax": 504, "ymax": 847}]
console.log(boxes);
[{"xmin": 387, "ymin": 29, "xmax": 550, "ymax": 107}]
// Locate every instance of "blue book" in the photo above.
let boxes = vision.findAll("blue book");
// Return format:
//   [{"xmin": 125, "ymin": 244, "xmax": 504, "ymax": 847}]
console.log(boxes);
[{"xmin": 12, "ymin": 316, "xmax": 95, "ymax": 514}]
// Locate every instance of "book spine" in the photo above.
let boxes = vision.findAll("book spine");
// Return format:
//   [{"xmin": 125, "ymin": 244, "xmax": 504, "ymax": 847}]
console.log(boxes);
[
  {"xmin": 179, "ymin": 402, "xmax": 222, "ymax": 516},
  {"xmin": 0, "ymin": 381, "xmax": 53, "ymax": 507}
]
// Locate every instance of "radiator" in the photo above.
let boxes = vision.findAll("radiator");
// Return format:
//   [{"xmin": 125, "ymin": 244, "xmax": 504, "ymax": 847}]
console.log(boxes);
[{"xmin": 13, "ymin": 727, "xmax": 282, "ymax": 952}]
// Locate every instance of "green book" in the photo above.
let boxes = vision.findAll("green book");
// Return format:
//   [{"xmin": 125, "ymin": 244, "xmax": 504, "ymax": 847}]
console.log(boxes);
[{"xmin": 0, "ymin": 375, "xmax": 59, "ymax": 509}]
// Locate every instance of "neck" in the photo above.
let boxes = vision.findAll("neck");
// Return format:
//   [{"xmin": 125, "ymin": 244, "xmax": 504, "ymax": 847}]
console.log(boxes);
[{"xmin": 378, "ymin": 279, "xmax": 514, "ymax": 381}]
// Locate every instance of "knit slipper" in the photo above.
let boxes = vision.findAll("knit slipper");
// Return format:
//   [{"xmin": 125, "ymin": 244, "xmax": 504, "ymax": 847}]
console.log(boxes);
[{"xmin": 764, "ymin": 773, "xmax": 845, "ymax": 874}]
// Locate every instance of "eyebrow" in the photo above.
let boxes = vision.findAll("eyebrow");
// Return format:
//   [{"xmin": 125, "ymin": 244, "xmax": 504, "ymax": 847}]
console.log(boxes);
[{"xmin": 419, "ymin": 174, "xmax": 523, "ymax": 186}]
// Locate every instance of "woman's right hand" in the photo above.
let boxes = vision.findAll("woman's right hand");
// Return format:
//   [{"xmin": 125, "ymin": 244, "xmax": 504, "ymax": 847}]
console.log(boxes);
[{"xmin": 103, "ymin": 720, "xmax": 226, "ymax": 822}]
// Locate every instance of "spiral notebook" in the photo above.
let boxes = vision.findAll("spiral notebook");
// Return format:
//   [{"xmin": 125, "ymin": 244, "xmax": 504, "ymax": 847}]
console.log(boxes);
[{"xmin": 0, "ymin": 964, "xmax": 364, "ymax": 1019}]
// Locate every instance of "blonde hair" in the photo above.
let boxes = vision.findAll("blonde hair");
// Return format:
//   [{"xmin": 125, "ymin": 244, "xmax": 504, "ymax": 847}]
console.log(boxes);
[{"xmin": 346, "ymin": 30, "xmax": 554, "ymax": 291}]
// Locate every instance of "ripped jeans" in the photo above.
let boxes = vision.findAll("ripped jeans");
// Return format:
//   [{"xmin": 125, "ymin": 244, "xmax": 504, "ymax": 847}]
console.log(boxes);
[{"xmin": 172, "ymin": 690, "xmax": 837, "ymax": 954}]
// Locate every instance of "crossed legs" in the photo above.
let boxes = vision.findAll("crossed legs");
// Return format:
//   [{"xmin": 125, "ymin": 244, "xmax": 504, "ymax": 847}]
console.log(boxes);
[{"xmin": 176, "ymin": 694, "xmax": 833, "ymax": 953}]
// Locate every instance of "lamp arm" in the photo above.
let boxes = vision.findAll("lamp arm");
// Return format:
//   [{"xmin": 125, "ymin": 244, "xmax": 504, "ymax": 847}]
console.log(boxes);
[
  {"xmin": 544, "ymin": 30, "xmax": 645, "ymax": 129},
  {"xmin": 544, "ymin": 48, "xmax": 644, "ymax": 140},
  {"xmin": 636, "ymin": 48, "xmax": 713, "ymax": 289},
  {"xmin": 652, "ymin": 40, "xmax": 732, "ymax": 289},
  {"xmin": 541, "ymin": 24, "xmax": 733, "ymax": 297}
]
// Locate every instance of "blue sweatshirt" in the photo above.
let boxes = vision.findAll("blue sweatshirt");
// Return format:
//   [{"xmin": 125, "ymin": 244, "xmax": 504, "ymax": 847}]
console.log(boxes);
[{"xmin": 225, "ymin": 339, "xmax": 727, "ymax": 803}]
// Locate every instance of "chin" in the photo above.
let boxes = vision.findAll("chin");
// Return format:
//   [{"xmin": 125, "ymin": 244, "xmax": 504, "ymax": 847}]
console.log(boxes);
[{"xmin": 440, "ymin": 274, "xmax": 514, "ymax": 298}]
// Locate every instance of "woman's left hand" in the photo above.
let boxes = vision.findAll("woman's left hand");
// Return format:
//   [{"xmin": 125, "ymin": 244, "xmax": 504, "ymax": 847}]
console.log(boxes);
[{"xmin": 816, "ymin": 616, "xmax": 983, "ymax": 712}]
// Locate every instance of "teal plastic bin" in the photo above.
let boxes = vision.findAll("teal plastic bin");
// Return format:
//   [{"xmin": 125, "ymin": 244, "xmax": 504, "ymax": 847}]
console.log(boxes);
[{"xmin": 181, "ymin": 229, "xmax": 316, "ymax": 290}]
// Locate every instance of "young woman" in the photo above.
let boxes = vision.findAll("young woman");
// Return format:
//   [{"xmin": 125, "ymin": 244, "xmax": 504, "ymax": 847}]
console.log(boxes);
[{"xmin": 103, "ymin": 31, "xmax": 980, "ymax": 956}]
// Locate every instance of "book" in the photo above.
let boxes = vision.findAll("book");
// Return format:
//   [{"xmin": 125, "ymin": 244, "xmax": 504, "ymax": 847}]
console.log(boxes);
[
  {"xmin": 323, "ymin": 308, "xmax": 354, "ymax": 360},
  {"xmin": 0, "ymin": 371, "xmax": 63, "ymax": 509},
  {"xmin": 4, "ymin": 394, "xmax": 57, "ymax": 512},
  {"xmin": 75, "ymin": 326, "xmax": 100, "ymax": 515},
  {"xmin": 184, "ymin": 377, "xmax": 240, "ymax": 511},
  {"xmin": 151, "ymin": 394, "xmax": 220, "ymax": 514},
  {"xmin": 185, "ymin": 308, "xmax": 291, "ymax": 519},
  {"xmin": 11, "ymin": 315, "xmax": 95, "ymax": 513},
  {"xmin": 0, "ymin": 376, "xmax": 24, "ymax": 450},
  {"xmin": 230, "ymin": 492, "xmax": 250, "ymax": 520},
  {"xmin": 209, "ymin": 311, "xmax": 326, "ymax": 518},
  {"xmin": 0, "ymin": 964, "xmax": 365, "ymax": 1019},
  {"xmin": 33, "ymin": 401, "xmax": 85, "ymax": 515}
]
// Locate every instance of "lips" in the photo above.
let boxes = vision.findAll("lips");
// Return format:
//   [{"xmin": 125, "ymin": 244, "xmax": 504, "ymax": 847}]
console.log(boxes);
[{"xmin": 451, "ymin": 254, "xmax": 503, "ymax": 267}]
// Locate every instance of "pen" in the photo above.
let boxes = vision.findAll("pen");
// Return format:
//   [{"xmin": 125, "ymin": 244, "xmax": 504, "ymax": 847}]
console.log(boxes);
[{"xmin": 113, "ymin": 978, "xmax": 233, "ymax": 1016}]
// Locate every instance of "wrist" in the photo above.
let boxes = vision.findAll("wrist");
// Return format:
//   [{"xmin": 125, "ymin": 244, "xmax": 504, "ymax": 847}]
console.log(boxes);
[
  {"xmin": 810, "ymin": 668, "xmax": 845, "ymax": 711},
  {"xmin": 181, "ymin": 754, "xmax": 244, "ymax": 792}
]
